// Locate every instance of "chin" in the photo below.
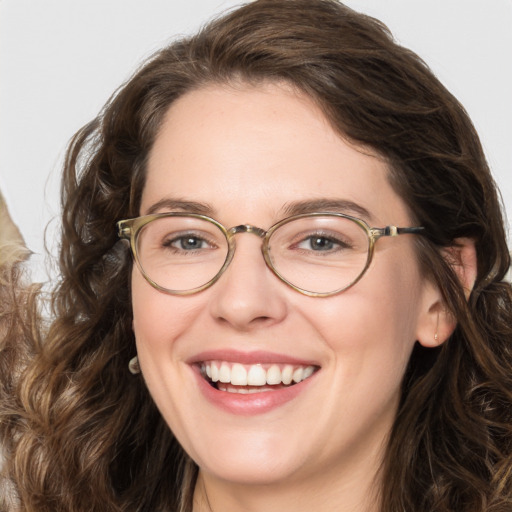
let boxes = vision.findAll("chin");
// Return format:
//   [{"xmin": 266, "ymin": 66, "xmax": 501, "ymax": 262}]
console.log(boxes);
[
  {"xmin": 183, "ymin": 425, "xmax": 312, "ymax": 486},
  {"xmin": 199, "ymin": 452, "xmax": 304, "ymax": 486}
]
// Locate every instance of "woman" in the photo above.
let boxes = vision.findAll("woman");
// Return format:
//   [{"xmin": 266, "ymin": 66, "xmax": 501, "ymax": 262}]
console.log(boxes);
[{"xmin": 3, "ymin": 0, "xmax": 511, "ymax": 510}]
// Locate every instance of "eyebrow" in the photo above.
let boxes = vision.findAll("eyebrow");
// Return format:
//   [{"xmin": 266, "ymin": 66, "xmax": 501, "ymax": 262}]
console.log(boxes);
[
  {"xmin": 280, "ymin": 199, "xmax": 373, "ymax": 221},
  {"xmin": 145, "ymin": 197, "xmax": 373, "ymax": 223},
  {"xmin": 145, "ymin": 198, "xmax": 216, "ymax": 216}
]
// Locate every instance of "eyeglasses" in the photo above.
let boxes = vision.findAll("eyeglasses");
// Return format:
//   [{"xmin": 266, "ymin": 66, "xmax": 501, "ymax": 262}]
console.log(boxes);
[{"xmin": 117, "ymin": 212, "xmax": 424, "ymax": 297}]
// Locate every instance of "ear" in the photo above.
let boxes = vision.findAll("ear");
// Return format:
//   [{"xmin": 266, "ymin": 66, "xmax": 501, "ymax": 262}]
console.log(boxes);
[
  {"xmin": 416, "ymin": 237, "xmax": 477, "ymax": 348},
  {"xmin": 443, "ymin": 237, "xmax": 478, "ymax": 300}
]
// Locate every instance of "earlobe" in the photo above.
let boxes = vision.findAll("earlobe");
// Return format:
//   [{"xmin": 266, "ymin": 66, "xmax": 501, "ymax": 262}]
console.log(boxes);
[
  {"xmin": 416, "ymin": 237, "xmax": 477, "ymax": 348},
  {"xmin": 417, "ymin": 302, "xmax": 456, "ymax": 348}
]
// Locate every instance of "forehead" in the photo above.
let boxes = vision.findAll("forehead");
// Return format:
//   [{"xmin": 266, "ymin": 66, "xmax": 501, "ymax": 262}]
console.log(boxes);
[{"xmin": 142, "ymin": 83, "xmax": 410, "ymax": 226}]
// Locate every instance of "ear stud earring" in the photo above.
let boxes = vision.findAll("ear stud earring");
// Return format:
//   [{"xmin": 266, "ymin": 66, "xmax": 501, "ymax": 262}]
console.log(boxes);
[{"xmin": 434, "ymin": 311, "xmax": 440, "ymax": 342}]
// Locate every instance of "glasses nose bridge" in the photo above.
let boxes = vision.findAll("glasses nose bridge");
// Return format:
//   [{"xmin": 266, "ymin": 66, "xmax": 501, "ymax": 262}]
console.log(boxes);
[
  {"xmin": 228, "ymin": 224, "xmax": 267, "ymax": 239},
  {"xmin": 224, "ymin": 224, "xmax": 270, "ymax": 271}
]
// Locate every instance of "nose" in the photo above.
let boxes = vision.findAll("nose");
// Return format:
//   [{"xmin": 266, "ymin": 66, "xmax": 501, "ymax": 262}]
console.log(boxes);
[{"xmin": 208, "ymin": 234, "xmax": 288, "ymax": 331}]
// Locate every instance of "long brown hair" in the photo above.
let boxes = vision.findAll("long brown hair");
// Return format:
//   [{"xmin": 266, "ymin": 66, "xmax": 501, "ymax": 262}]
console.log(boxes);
[{"xmin": 4, "ymin": 1, "xmax": 512, "ymax": 510}]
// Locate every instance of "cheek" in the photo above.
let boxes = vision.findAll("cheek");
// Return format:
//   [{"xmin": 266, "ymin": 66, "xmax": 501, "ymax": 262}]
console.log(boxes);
[
  {"xmin": 130, "ymin": 270, "xmax": 206, "ymax": 436},
  {"xmin": 304, "ymin": 256, "xmax": 424, "ymax": 378},
  {"xmin": 131, "ymin": 270, "xmax": 201, "ymax": 361}
]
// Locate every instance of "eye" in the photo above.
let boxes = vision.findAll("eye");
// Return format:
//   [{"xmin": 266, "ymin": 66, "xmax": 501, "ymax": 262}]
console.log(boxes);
[
  {"xmin": 295, "ymin": 234, "xmax": 350, "ymax": 252},
  {"xmin": 300, "ymin": 236, "xmax": 336, "ymax": 251},
  {"xmin": 163, "ymin": 233, "xmax": 214, "ymax": 252}
]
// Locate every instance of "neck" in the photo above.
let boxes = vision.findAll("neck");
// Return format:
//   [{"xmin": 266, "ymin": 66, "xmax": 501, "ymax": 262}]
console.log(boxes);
[{"xmin": 192, "ymin": 449, "xmax": 383, "ymax": 512}]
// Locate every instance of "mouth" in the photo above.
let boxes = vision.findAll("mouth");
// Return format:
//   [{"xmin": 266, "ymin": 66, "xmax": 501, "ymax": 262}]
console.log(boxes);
[{"xmin": 199, "ymin": 361, "xmax": 319, "ymax": 394}]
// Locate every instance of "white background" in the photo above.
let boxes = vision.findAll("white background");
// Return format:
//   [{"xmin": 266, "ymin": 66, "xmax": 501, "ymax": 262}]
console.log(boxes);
[{"xmin": 1, "ymin": 0, "xmax": 511, "ymax": 281}]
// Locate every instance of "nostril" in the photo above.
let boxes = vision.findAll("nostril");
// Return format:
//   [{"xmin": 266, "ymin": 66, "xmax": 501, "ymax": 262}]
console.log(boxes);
[{"xmin": 214, "ymin": 313, "xmax": 274, "ymax": 331}]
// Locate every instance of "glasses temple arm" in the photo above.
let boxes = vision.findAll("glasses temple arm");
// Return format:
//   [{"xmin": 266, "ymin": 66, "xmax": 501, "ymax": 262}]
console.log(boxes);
[{"xmin": 370, "ymin": 225, "xmax": 425, "ymax": 240}]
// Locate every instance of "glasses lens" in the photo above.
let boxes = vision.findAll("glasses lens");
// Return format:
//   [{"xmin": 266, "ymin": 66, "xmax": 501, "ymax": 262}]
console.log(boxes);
[
  {"xmin": 136, "ymin": 216, "xmax": 229, "ymax": 292},
  {"xmin": 267, "ymin": 215, "xmax": 370, "ymax": 294}
]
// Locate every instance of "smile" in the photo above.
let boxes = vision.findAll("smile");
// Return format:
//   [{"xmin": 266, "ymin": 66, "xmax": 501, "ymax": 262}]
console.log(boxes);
[{"xmin": 200, "ymin": 361, "xmax": 318, "ymax": 394}]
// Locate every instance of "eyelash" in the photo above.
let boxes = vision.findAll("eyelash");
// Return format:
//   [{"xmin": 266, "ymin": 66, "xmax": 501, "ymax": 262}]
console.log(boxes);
[
  {"xmin": 291, "ymin": 232, "xmax": 353, "ymax": 253},
  {"xmin": 162, "ymin": 233, "xmax": 216, "ymax": 252}
]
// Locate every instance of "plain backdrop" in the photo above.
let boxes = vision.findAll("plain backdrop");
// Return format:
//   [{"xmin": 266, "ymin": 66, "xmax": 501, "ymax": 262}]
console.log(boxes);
[{"xmin": 1, "ymin": 0, "xmax": 511, "ymax": 281}]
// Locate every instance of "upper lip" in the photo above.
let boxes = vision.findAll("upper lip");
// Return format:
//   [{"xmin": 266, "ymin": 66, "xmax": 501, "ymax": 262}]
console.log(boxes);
[{"xmin": 187, "ymin": 349, "xmax": 320, "ymax": 367}]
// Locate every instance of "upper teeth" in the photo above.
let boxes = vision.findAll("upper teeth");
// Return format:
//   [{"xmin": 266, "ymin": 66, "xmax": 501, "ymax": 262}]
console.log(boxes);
[{"xmin": 201, "ymin": 361, "xmax": 316, "ymax": 386}]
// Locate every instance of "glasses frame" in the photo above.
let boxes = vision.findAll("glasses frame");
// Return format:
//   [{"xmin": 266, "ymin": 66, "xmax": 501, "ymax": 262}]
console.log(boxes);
[{"xmin": 117, "ymin": 212, "xmax": 424, "ymax": 297}]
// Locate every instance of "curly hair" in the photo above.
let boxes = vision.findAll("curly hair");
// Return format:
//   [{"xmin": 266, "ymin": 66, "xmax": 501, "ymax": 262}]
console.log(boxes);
[
  {"xmin": 4, "ymin": 1, "xmax": 512, "ymax": 510},
  {"xmin": 0, "ymin": 194, "xmax": 40, "ymax": 511}
]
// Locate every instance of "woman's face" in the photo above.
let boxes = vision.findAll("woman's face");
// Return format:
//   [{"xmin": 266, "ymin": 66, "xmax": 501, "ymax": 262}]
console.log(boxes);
[{"xmin": 132, "ymin": 83, "xmax": 437, "ymax": 489}]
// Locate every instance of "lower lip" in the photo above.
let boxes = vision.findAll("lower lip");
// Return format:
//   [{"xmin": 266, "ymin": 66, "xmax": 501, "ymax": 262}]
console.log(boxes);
[{"xmin": 193, "ymin": 368, "xmax": 316, "ymax": 416}]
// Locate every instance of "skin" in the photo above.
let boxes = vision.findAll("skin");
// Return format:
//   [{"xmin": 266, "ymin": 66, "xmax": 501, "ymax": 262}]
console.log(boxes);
[{"xmin": 132, "ymin": 82, "xmax": 447, "ymax": 512}]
